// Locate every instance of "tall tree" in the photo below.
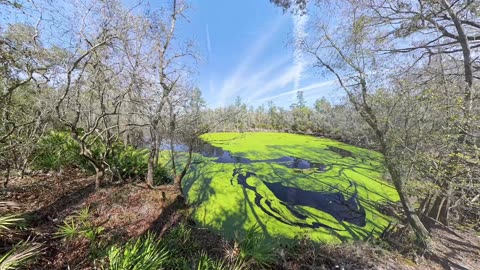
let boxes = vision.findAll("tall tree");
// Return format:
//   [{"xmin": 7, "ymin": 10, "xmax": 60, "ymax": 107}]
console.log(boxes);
[
  {"xmin": 144, "ymin": 0, "xmax": 195, "ymax": 187},
  {"xmin": 271, "ymin": 0, "xmax": 433, "ymax": 247}
]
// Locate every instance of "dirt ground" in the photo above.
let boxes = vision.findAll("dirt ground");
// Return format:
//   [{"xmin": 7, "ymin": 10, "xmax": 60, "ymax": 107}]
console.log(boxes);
[{"xmin": 1, "ymin": 170, "xmax": 479, "ymax": 269}]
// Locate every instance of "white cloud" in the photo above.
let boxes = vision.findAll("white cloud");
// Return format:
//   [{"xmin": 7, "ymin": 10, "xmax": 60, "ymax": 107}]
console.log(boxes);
[
  {"xmin": 205, "ymin": 24, "xmax": 212, "ymax": 57},
  {"xmin": 247, "ymin": 65, "xmax": 298, "ymax": 101},
  {"xmin": 217, "ymin": 17, "xmax": 286, "ymax": 106},
  {"xmin": 292, "ymin": 11, "xmax": 308, "ymax": 90},
  {"xmin": 214, "ymin": 7, "xmax": 318, "ymax": 108},
  {"xmin": 255, "ymin": 80, "xmax": 335, "ymax": 104}
]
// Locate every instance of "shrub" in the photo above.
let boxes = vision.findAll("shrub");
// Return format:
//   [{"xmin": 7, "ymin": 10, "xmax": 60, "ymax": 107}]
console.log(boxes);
[
  {"xmin": 0, "ymin": 210, "xmax": 43, "ymax": 269},
  {"xmin": 56, "ymin": 207, "xmax": 104, "ymax": 243},
  {"xmin": 161, "ymin": 223, "xmax": 198, "ymax": 269},
  {"xmin": 162, "ymin": 223, "xmax": 193, "ymax": 253},
  {"xmin": 0, "ymin": 241, "xmax": 43, "ymax": 270},
  {"xmin": 32, "ymin": 132, "xmax": 170, "ymax": 184},
  {"xmin": 109, "ymin": 145, "xmax": 170, "ymax": 184},
  {"xmin": 235, "ymin": 226, "xmax": 277, "ymax": 269},
  {"xmin": 195, "ymin": 251, "xmax": 228, "ymax": 270},
  {"xmin": 31, "ymin": 131, "xmax": 87, "ymax": 171},
  {"xmin": 153, "ymin": 166, "xmax": 170, "ymax": 185},
  {"xmin": 105, "ymin": 233, "xmax": 170, "ymax": 270},
  {"xmin": 0, "ymin": 215, "xmax": 23, "ymax": 233},
  {"xmin": 110, "ymin": 146, "xmax": 149, "ymax": 180}
]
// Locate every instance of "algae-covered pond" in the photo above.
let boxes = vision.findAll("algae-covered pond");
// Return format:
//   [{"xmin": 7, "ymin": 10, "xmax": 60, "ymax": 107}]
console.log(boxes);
[{"xmin": 183, "ymin": 132, "xmax": 399, "ymax": 242}]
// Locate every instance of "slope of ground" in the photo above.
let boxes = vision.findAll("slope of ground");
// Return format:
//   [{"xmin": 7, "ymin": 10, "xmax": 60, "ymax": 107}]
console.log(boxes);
[{"xmin": 1, "ymin": 169, "xmax": 479, "ymax": 269}]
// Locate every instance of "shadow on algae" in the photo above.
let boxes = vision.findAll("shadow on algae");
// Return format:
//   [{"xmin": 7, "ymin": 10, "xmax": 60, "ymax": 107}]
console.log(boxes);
[{"xmin": 182, "ymin": 132, "xmax": 399, "ymax": 243}]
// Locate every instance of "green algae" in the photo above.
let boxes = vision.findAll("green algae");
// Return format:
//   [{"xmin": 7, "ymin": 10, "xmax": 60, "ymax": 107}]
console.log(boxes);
[{"xmin": 183, "ymin": 132, "xmax": 399, "ymax": 243}]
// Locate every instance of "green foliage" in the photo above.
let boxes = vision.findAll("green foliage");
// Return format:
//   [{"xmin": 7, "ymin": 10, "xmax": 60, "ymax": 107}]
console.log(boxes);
[
  {"xmin": 195, "ymin": 251, "xmax": 228, "ymax": 270},
  {"xmin": 153, "ymin": 166, "xmax": 170, "ymax": 185},
  {"xmin": 56, "ymin": 219, "xmax": 80, "ymax": 240},
  {"xmin": 0, "ymin": 215, "xmax": 23, "ymax": 234},
  {"xmin": 160, "ymin": 223, "xmax": 199, "ymax": 269},
  {"xmin": 196, "ymin": 246, "xmax": 250, "ymax": 270},
  {"xmin": 105, "ymin": 233, "xmax": 170, "ymax": 270},
  {"xmin": 56, "ymin": 207, "xmax": 104, "ymax": 242},
  {"xmin": 236, "ymin": 226, "xmax": 276, "ymax": 269},
  {"xmin": 111, "ymin": 146, "xmax": 149, "ymax": 179},
  {"xmin": 164, "ymin": 223, "xmax": 192, "ymax": 248},
  {"xmin": 0, "ymin": 210, "xmax": 42, "ymax": 270},
  {"xmin": 31, "ymin": 131, "xmax": 87, "ymax": 171},
  {"xmin": 195, "ymin": 252, "xmax": 212, "ymax": 270},
  {"xmin": 31, "ymin": 132, "xmax": 170, "ymax": 184},
  {"xmin": 0, "ymin": 241, "xmax": 43, "ymax": 270},
  {"xmin": 109, "ymin": 145, "xmax": 170, "ymax": 184}
]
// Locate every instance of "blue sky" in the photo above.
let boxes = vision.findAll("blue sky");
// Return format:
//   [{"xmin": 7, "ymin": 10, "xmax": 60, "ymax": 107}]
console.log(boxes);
[
  {"xmin": 143, "ymin": 0, "xmax": 342, "ymax": 108},
  {"xmin": 4, "ymin": 0, "xmax": 343, "ymax": 109}
]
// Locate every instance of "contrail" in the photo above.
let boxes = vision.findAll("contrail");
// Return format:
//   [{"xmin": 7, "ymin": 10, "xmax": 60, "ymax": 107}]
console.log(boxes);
[
  {"xmin": 205, "ymin": 24, "xmax": 212, "ymax": 57},
  {"xmin": 292, "ymin": 8, "xmax": 308, "ymax": 90}
]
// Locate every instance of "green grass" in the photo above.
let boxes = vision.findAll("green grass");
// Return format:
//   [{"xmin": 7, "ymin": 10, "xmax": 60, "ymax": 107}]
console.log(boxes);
[
  {"xmin": 183, "ymin": 132, "xmax": 399, "ymax": 243},
  {"xmin": 105, "ymin": 233, "xmax": 170, "ymax": 270}
]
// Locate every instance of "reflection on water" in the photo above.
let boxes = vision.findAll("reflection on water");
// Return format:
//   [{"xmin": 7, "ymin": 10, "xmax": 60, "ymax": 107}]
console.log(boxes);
[
  {"xmin": 195, "ymin": 141, "xmax": 366, "ymax": 228},
  {"xmin": 198, "ymin": 142, "xmax": 331, "ymax": 172}
]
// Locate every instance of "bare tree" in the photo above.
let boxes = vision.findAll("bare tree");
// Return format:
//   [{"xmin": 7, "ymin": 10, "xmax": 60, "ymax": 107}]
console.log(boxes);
[
  {"xmin": 143, "ymin": 0, "xmax": 195, "ymax": 187},
  {"xmin": 295, "ymin": 2, "xmax": 433, "ymax": 247},
  {"xmin": 355, "ymin": 0, "xmax": 480, "ymax": 227},
  {"xmin": 52, "ymin": 0, "xmax": 140, "ymax": 189},
  {"xmin": 0, "ymin": 5, "xmax": 52, "ymax": 186}
]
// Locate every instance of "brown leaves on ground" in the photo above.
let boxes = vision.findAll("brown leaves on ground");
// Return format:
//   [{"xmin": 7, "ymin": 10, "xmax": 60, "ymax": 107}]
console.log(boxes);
[
  {"xmin": 1, "ymin": 169, "xmax": 183, "ymax": 269},
  {"xmin": 2, "ymin": 169, "xmax": 479, "ymax": 270}
]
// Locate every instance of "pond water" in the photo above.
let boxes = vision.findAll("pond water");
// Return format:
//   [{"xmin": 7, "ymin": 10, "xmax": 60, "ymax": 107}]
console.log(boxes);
[
  {"xmin": 183, "ymin": 132, "xmax": 399, "ymax": 242},
  {"xmin": 194, "ymin": 141, "xmax": 365, "ymax": 229},
  {"xmin": 198, "ymin": 141, "xmax": 333, "ymax": 172}
]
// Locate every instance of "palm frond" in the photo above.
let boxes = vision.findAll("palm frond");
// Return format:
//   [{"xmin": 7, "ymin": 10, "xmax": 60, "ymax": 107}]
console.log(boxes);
[
  {"xmin": 0, "ymin": 215, "xmax": 23, "ymax": 235},
  {"xmin": 0, "ymin": 241, "xmax": 43, "ymax": 270}
]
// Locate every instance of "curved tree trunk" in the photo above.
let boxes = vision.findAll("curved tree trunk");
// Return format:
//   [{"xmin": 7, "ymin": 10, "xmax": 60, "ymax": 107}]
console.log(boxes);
[
  {"xmin": 418, "ymin": 192, "xmax": 433, "ymax": 217},
  {"xmin": 428, "ymin": 182, "xmax": 452, "ymax": 226},
  {"xmin": 174, "ymin": 146, "xmax": 193, "ymax": 197},
  {"xmin": 386, "ymin": 160, "xmax": 431, "ymax": 248}
]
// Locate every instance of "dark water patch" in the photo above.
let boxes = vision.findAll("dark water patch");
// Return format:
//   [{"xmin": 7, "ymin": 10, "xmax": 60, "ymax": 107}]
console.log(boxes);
[
  {"xmin": 263, "ymin": 181, "xmax": 366, "ymax": 227},
  {"xmin": 190, "ymin": 140, "xmax": 369, "ymax": 231},
  {"xmin": 231, "ymin": 169, "xmax": 366, "ymax": 229},
  {"xmin": 327, "ymin": 146, "xmax": 354, "ymax": 158},
  {"xmin": 198, "ymin": 142, "xmax": 331, "ymax": 172},
  {"xmin": 232, "ymin": 169, "xmax": 340, "ymax": 231}
]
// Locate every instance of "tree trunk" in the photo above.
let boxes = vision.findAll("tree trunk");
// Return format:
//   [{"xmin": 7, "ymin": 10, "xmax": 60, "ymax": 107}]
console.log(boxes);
[
  {"xmin": 146, "ymin": 128, "xmax": 157, "ymax": 187},
  {"xmin": 95, "ymin": 166, "xmax": 105, "ymax": 190},
  {"xmin": 418, "ymin": 192, "xmax": 433, "ymax": 217},
  {"xmin": 3, "ymin": 162, "xmax": 10, "ymax": 189},
  {"xmin": 170, "ymin": 139, "xmax": 177, "ymax": 176},
  {"xmin": 146, "ymin": 149, "xmax": 156, "ymax": 187},
  {"xmin": 428, "ymin": 195, "xmax": 445, "ymax": 221},
  {"xmin": 439, "ymin": 183, "xmax": 452, "ymax": 226},
  {"xmin": 428, "ymin": 179, "xmax": 452, "ymax": 226},
  {"xmin": 154, "ymin": 138, "xmax": 161, "ymax": 167},
  {"xmin": 359, "ymin": 101, "xmax": 431, "ymax": 248},
  {"xmin": 439, "ymin": 197, "xmax": 451, "ymax": 226},
  {"xmin": 386, "ymin": 160, "xmax": 430, "ymax": 248},
  {"xmin": 174, "ymin": 146, "xmax": 193, "ymax": 197}
]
